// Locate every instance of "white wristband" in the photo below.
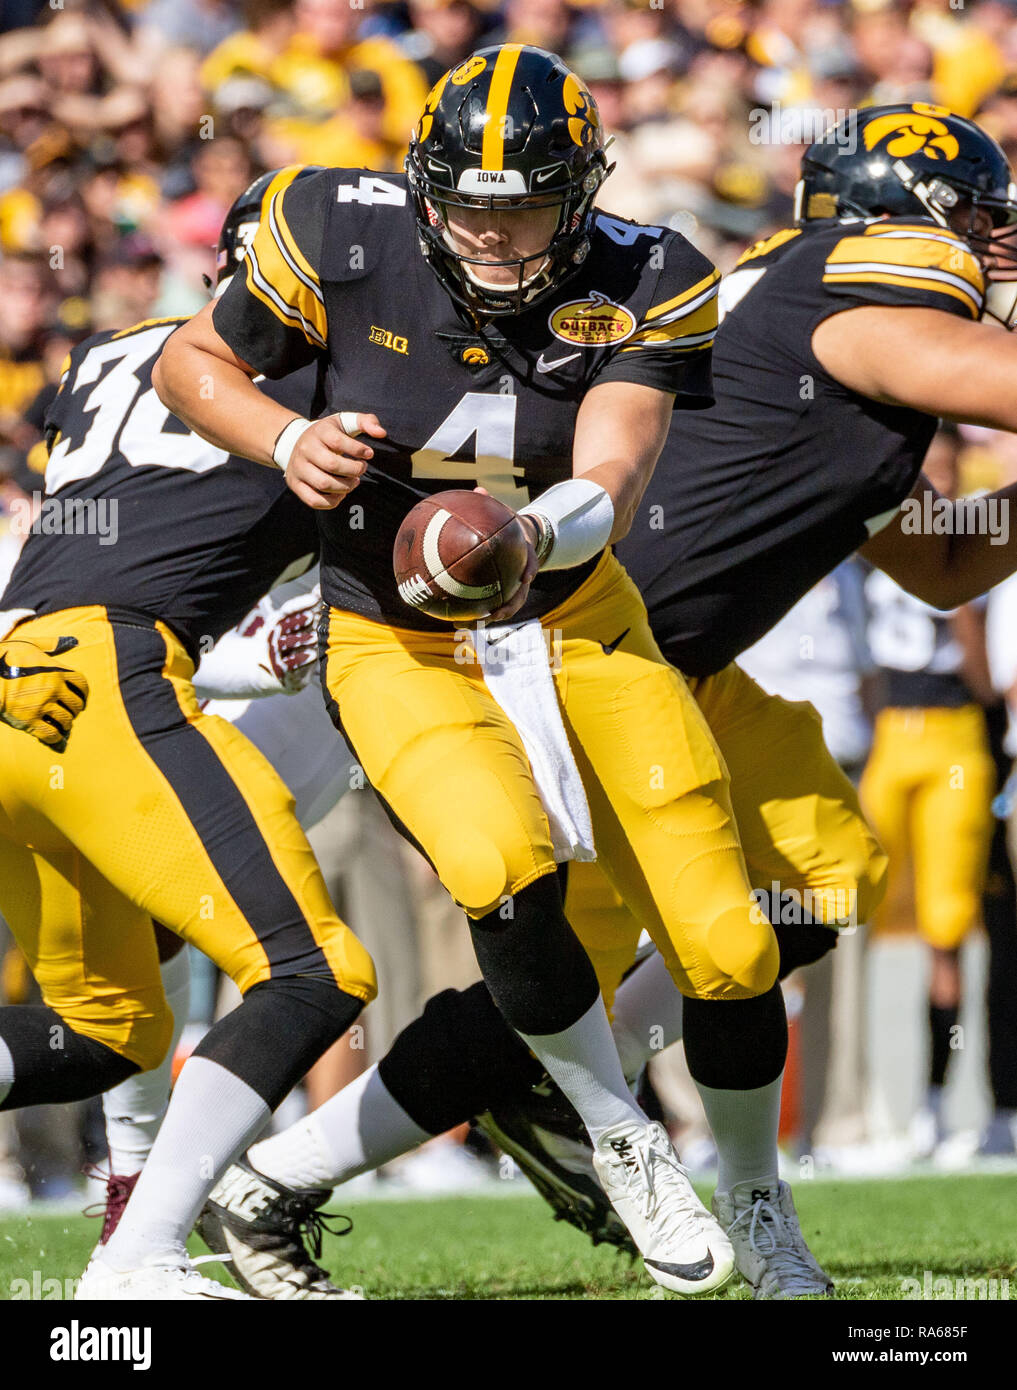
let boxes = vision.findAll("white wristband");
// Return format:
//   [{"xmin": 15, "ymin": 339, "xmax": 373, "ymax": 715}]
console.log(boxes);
[
  {"xmin": 519, "ymin": 479, "xmax": 615, "ymax": 571},
  {"xmin": 272, "ymin": 417, "xmax": 312, "ymax": 471}
]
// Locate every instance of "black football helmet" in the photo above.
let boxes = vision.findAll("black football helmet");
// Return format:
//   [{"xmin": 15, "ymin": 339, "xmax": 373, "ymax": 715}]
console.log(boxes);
[
  {"xmin": 406, "ymin": 44, "xmax": 611, "ymax": 316},
  {"xmin": 797, "ymin": 104, "xmax": 1017, "ymax": 296},
  {"xmin": 212, "ymin": 164, "xmax": 323, "ymax": 294}
]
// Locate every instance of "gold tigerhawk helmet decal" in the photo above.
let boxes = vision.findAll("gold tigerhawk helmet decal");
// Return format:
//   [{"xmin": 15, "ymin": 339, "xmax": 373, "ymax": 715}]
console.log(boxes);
[{"xmin": 862, "ymin": 105, "xmax": 961, "ymax": 163}]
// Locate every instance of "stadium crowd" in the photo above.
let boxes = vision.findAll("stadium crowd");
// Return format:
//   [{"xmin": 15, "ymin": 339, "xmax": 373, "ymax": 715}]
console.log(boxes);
[{"xmin": 2, "ymin": 0, "xmax": 1017, "ymax": 1205}]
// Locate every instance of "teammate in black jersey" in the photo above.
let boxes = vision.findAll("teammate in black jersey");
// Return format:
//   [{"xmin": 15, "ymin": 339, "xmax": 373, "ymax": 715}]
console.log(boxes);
[
  {"xmin": 202, "ymin": 104, "xmax": 1017, "ymax": 1301},
  {"xmin": 0, "ymin": 169, "xmax": 376, "ymax": 1300},
  {"xmin": 157, "ymin": 43, "xmax": 756, "ymax": 1295}
]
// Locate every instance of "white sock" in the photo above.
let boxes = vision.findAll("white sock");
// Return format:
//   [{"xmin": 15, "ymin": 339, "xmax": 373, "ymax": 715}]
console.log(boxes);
[
  {"xmin": 0, "ymin": 1036, "xmax": 13, "ymax": 1106},
  {"xmin": 101, "ymin": 1056, "xmax": 269, "ymax": 1271},
  {"xmin": 611, "ymin": 952, "xmax": 684, "ymax": 1081},
  {"xmin": 250, "ymin": 1065, "xmax": 431, "ymax": 1189},
  {"xmin": 520, "ymin": 995, "xmax": 645, "ymax": 1143},
  {"xmin": 698, "ymin": 1075, "xmax": 783, "ymax": 1195},
  {"xmin": 102, "ymin": 951, "xmax": 191, "ymax": 1176}
]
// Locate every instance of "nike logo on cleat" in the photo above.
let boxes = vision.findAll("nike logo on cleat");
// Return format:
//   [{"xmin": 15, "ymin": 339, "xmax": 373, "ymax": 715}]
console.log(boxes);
[
  {"xmin": 645, "ymin": 1252, "xmax": 716, "ymax": 1282},
  {"xmin": 750, "ymin": 1188, "xmax": 772, "ymax": 1202}
]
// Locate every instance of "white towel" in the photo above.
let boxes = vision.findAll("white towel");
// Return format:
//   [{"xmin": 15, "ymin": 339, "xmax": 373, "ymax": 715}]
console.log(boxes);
[{"xmin": 476, "ymin": 619, "xmax": 596, "ymax": 864}]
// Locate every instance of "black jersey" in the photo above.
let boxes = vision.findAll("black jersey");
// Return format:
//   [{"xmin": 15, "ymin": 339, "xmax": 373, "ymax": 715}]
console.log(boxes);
[
  {"xmin": 211, "ymin": 167, "xmax": 719, "ymax": 629},
  {"xmin": 615, "ymin": 217, "xmax": 986, "ymax": 677},
  {"xmin": 1, "ymin": 317, "xmax": 321, "ymax": 659}
]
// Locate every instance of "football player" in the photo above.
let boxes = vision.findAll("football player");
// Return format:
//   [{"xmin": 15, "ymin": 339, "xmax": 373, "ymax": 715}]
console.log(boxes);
[
  {"xmin": 0, "ymin": 166, "xmax": 378, "ymax": 1300},
  {"xmin": 199, "ymin": 103, "xmax": 1017, "ymax": 1301},
  {"xmin": 157, "ymin": 43, "xmax": 766, "ymax": 1296}
]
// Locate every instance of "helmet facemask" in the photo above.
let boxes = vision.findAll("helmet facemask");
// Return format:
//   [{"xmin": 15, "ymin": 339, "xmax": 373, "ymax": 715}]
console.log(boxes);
[{"xmin": 409, "ymin": 162, "xmax": 605, "ymax": 316}]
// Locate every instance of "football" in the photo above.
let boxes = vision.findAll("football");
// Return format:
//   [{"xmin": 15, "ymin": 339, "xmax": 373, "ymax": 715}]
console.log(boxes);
[{"xmin": 393, "ymin": 489, "xmax": 530, "ymax": 622}]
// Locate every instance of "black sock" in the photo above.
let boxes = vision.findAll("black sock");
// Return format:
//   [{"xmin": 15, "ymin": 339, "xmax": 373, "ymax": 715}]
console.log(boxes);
[
  {"xmin": 929, "ymin": 1003, "xmax": 959, "ymax": 1089},
  {"xmin": 379, "ymin": 982, "xmax": 544, "ymax": 1135},
  {"xmin": 192, "ymin": 976, "xmax": 363, "ymax": 1110},
  {"xmin": 468, "ymin": 872, "xmax": 600, "ymax": 1036},
  {"xmin": 0, "ymin": 1006, "xmax": 138, "ymax": 1109},
  {"xmin": 683, "ymin": 984, "xmax": 788, "ymax": 1090}
]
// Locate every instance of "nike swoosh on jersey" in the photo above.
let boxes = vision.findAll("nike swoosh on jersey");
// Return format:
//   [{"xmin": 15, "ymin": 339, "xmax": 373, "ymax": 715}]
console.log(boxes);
[{"xmin": 535, "ymin": 352, "xmax": 581, "ymax": 374}]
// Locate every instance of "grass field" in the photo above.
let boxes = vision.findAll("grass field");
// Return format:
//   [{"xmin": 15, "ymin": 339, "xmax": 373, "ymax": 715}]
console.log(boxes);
[{"xmin": 1, "ymin": 1172, "xmax": 1015, "ymax": 1301}]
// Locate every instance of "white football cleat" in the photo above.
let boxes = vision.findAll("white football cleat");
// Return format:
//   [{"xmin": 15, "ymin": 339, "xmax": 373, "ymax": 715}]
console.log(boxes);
[
  {"xmin": 75, "ymin": 1250, "xmax": 252, "ymax": 1300},
  {"xmin": 592, "ymin": 1121, "xmax": 734, "ymax": 1296},
  {"xmin": 197, "ymin": 1158, "xmax": 363, "ymax": 1300},
  {"xmin": 712, "ymin": 1179, "xmax": 834, "ymax": 1300}
]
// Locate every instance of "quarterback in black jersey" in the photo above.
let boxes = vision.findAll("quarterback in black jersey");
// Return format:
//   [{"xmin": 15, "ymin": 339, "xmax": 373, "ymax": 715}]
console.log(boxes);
[
  {"xmin": 0, "ymin": 170, "xmax": 376, "ymax": 1301},
  {"xmin": 198, "ymin": 104, "xmax": 1017, "ymax": 1303},
  {"xmin": 158, "ymin": 43, "xmax": 757, "ymax": 1295}
]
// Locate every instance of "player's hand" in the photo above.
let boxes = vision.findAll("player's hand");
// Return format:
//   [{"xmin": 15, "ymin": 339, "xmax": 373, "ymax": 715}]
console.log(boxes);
[
  {"xmin": 285, "ymin": 413, "xmax": 386, "ymax": 511},
  {"xmin": 0, "ymin": 639, "xmax": 89, "ymax": 752},
  {"xmin": 260, "ymin": 591, "xmax": 322, "ymax": 693},
  {"xmin": 474, "ymin": 487, "xmax": 541, "ymax": 623}
]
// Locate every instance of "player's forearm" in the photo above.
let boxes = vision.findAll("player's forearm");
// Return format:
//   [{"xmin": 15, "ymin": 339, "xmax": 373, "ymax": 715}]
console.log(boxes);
[
  {"xmin": 864, "ymin": 480, "xmax": 1017, "ymax": 608},
  {"xmin": 154, "ymin": 316, "xmax": 297, "ymax": 467},
  {"xmin": 572, "ymin": 381, "xmax": 673, "ymax": 542}
]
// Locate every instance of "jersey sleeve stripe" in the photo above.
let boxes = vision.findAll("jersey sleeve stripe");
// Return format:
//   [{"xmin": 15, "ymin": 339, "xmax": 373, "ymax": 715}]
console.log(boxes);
[
  {"xmin": 639, "ymin": 280, "xmax": 719, "ymax": 330},
  {"xmin": 623, "ymin": 297, "xmax": 718, "ymax": 347},
  {"xmin": 643, "ymin": 268, "xmax": 721, "ymax": 322},
  {"xmin": 822, "ymin": 261, "xmax": 983, "ymax": 315},
  {"xmin": 244, "ymin": 243, "xmax": 328, "ymax": 348},
  {"xmin": 619, "ymin": 328, "xmax": 716, "ymax": 354},
  {"xmin": 826, "ymin": 233, "xmax": 984, "ymax": 292},
  {"xmin": 269, "ymin": 190, "xmax": 323, "ymax": 298}
]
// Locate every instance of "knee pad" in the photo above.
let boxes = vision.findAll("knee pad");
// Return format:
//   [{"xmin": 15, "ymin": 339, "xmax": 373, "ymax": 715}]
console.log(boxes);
[{"xmin": 701, "ymin": 904, "xmax": 780, "ymax": 999}]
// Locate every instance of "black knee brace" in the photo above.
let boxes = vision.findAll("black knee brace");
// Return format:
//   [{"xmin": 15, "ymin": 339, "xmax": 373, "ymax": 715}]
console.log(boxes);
[
  {"xmin": 379, "ymin": 982, "xmax": 544, "ymax": 1135},
  {"xmin": 0, "ymin": 1006, "xmax": 139, "ymax": 1109},
  {"xmin": 192, "ymin": 975, "xmax": 363, "ymax": 1111}
]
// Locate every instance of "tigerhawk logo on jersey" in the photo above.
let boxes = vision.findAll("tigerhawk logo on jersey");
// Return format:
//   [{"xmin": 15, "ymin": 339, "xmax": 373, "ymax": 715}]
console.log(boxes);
[
  {"xmin": 461, "ymin": 346, "xmax": 489, "ymax": 366},
  {"xmin": 369, "ymin": 325, "xmax": 409, "ymax": 355},
  {"xmin": 862, "ymin": 105, "xmax": 960, "ymax": 162},
  {"xmin": 549, "ymin": 293, "xmax": 636, "ymax": 346}
]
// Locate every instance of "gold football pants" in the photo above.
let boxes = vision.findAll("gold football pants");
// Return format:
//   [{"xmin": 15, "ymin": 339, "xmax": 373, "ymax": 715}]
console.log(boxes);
[
  {"xmin": 861, "ymin": 704, "xmax": 993, "ymax": 950},
  {"xmin": 325, "ymin": 553, "xmax": 781, "ymax": 1002},
  {"xmin": 567, "ymin": 660, "xmax": 889, "ymax": 1009},
  {"xmin": 0, "ymin": 607, "xmax": 376, "ymax": 1070}
]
